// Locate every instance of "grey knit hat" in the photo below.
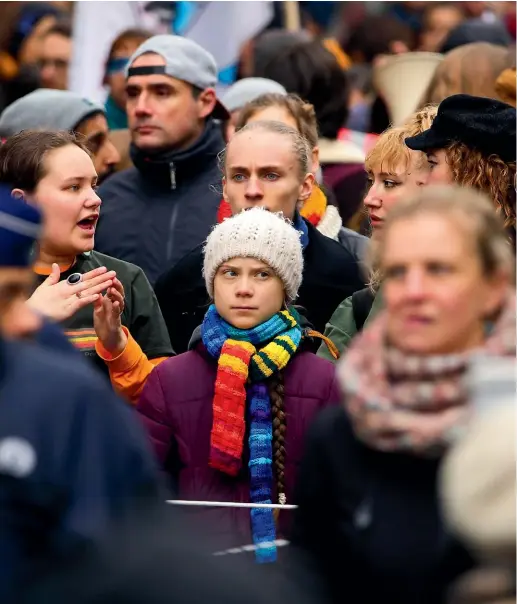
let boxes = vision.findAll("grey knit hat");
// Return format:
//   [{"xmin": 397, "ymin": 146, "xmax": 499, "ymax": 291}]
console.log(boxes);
[
  {"xmin": 0, "ymin": 89, "xmax": 105, "ymax": 137},
  {"xmin": 203, "ymin": 208, "xmax": 304, "ymax": 302},
  {"xmin": 222, "ymin": 78, "xmax": 287, "ymax": 113}
]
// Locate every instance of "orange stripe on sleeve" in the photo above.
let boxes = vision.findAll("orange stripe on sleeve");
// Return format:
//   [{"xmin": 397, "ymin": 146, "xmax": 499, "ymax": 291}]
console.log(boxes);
[{"xmin": 95, "ymin": 326, "xmax": 168, "ymax": 405}]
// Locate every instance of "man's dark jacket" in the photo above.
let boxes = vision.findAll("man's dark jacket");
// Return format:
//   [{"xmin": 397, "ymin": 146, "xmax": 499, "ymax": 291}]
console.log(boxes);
[
  {"xmin": 154, "ymin": 219, "xmax": 366, "ymax": 354},
  {"xmin": 95, "ymin": 121, "xmax": 224, "ymax": 286},
  {"xmin": 0, "ymin": 338, "xmax": 160, "ymax": 602}
]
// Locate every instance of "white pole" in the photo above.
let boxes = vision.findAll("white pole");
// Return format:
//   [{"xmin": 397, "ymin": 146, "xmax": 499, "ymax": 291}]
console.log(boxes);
[{"xmin": 166, "ymin": 500, "xmax": 298, "ymax": 510}]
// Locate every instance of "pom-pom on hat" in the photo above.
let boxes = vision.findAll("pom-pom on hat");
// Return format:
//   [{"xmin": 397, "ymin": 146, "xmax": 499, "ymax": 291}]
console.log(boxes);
[
  {"xmin": 0, "ymin": 185, "xmax": 41, "ymax": 267},
  {"xmin": 203, "ymin": 207, "xmax": 304, "ymax": 302}
]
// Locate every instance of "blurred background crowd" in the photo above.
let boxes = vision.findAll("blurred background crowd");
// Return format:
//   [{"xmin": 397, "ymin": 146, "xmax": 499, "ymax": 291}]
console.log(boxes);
[{"xmin": 0, "ymin": 2, "xmax": 515, "ymax": 604}]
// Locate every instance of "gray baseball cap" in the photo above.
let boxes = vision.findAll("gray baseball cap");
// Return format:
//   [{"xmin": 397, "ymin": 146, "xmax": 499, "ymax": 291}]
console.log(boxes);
[
  {"xmin": 0, "ymin": 89, "xmax": 105, "ymax": 138},
  {"xmin": 126, "ymin": 34, "xmax": 230, "ymax": 120},
  {"xmin": 222, "ymin": 78, "xmax": 287, "ymax": 113}
]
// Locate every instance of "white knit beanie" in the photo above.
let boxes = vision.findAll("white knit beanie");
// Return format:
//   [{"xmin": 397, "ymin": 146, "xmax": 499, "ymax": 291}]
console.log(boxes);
[{"xmin": 203, "ymin": 208, "xmax": 304, "ymax": 302}]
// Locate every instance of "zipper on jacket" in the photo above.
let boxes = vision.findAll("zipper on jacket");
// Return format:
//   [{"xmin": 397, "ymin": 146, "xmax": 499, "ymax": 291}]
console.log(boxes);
[{"xmin": 169, "ymin": 162, "xmax": 177, "ymax": 190}]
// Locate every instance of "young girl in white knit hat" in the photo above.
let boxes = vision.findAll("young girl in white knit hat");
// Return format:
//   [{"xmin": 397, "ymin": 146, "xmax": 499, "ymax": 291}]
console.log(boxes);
[{"xmin": 137, "ymin": 207, "xmax": 339, "ymax": 563}]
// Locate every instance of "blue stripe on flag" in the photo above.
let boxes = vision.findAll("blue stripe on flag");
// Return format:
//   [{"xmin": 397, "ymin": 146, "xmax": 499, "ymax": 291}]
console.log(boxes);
[
  {"xmin": 173, "ymin": 1, "xmax": 198, "ymax": 35},
  {"xmin": 219, "ymin": 63, "xmax": 238, "ymax": 86}
]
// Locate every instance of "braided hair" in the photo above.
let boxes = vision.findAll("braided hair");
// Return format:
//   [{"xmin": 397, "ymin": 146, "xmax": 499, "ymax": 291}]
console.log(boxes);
[{"xmin": 268, "ymin": 371, "xmax": 286, "ymax": 513}]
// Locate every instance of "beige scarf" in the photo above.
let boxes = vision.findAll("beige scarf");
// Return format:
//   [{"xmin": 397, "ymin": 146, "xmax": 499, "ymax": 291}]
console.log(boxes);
[{"xmin": 337, "ymin": 291, "xmax": 516, "ymax": 455}]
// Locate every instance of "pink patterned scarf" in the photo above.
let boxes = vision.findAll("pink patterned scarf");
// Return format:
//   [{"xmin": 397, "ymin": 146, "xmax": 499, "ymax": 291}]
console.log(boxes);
[{"xmin": 338, "ymin": 291, "xmax": 516, "ymax": 455}]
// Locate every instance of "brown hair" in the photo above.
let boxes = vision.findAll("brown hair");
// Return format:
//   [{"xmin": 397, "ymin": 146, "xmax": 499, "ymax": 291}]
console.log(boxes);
[
  {"xmin": 373, "ymin": 185, "xmax": 515, "ymax": 280},
  {"xmin": 221, "ymin": 120, "xmax": 312, "ymax": 179},
  {"xmin": 268, "ymin": 372, "xmax": 286, "ymax": 508},
  {"xmin": 107, "ymin": 28, "xmax": 153, "ymax": 61},
  {"xmin": 0, "ymin": 130, "xmax": 90, "ymax": 193},
  {"xmin": 237, "ymin": 93, "xmax": 318, "ymax": 149},
  {"xmin": 420, "ymin": 43, "xmax": 512, "ymax": 107},
  {"xmin": 443, "ymin": 142, "xmax": 516, "ymax": 238}
]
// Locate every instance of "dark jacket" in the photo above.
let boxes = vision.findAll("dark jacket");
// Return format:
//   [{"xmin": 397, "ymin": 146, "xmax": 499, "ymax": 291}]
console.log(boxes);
[
  {"xmin": 95, "ymin": 121, "xmax": 224, "ymax": 286},
  {"xmin": 136, "ymin": 342, "xmax": 340, "ymax": 550},
  {"xmin": 0, "ymin": 338, "xmax": 160, "ymax": 602},
  {"xmin": 154, "ymin": 219, "xmax": 366, "ymax": 354},
  {"xmin": 22, "ymin": 504, "xmax": 322, "ymax": 604},
  {"xmin": 289, "ymin": 406, "xmax": 474, "ymax": 604}
]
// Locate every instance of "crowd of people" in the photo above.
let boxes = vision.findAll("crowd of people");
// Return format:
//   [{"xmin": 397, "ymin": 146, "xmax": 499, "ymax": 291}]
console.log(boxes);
[{"xmin": 0, "ymin": 2, "xmax": 515, "ymax": 603}]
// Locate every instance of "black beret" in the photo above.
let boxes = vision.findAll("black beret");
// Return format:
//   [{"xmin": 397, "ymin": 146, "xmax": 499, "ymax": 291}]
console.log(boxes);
[{"xmin": 405, "ymin": 94, "xmax": 516, "ymax": 163}]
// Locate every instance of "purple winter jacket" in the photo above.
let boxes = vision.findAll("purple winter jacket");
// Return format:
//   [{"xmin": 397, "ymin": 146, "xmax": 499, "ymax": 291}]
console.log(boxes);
[{"xmin": 137, "ymin": 343, "xmax": 340, "ymax": 549}]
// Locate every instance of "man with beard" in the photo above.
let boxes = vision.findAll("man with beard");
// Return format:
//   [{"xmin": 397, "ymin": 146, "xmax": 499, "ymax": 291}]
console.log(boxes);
[{"xmin": 0, "ymin": 89, "xmax": 120, "ymax": 185}]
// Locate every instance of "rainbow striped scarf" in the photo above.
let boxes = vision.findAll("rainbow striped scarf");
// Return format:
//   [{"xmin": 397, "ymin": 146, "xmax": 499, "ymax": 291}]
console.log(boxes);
[{"xmin": 202, "ymin": 305, "xmax": 303, "ymax": 562}]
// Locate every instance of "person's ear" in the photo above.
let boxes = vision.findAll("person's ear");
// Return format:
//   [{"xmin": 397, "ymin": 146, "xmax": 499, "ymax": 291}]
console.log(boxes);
[
  {"xmin": 298, "ymin": 172, "xmax": 315, "ymax": 203},
  {"xmin": 197, "ymin": 88, "xmax": 217, "ymax": 119},
  {"xmin": 11, "ymin": 188, "xmax": 26, "ymax": 201}
]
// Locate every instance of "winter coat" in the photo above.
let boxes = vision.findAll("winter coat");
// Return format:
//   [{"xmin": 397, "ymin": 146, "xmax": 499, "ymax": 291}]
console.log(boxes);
[
  {"xmin": 289, "ymin": 406, "xmax": 474, "ymax": 604},
  {"xmin": 318, "ymin": 287, "xmax": 383, "ymax": 362},
  {"xmin": 154, "ymin": 219, "xmax": 366, "ymax": 354},
  {"xmin": 137, "ymin": 341, "xmax": 340, "ymax": 550},
  {"xmin": 95, "ymin": 120, "xmax": 225, "ymax": 286},
  {"xmin": 0, "ymin": 337, "xmax": 160, "ymax": 603}
]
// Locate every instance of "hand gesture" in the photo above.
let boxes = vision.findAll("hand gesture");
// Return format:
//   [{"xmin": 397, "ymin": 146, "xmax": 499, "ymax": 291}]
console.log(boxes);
[
  {"xmin": 93, "ymin": 277, "xmax": 127, "ymax": 356},
  {"xmin": 28, "ymin": 264, "xmax": 116, "ymax": 322}
]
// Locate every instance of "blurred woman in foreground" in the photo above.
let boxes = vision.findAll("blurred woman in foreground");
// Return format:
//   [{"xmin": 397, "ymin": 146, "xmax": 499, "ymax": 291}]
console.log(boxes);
[{"xmin": 291, "ymin": 185, "xmax": 515, "ymax": 604}]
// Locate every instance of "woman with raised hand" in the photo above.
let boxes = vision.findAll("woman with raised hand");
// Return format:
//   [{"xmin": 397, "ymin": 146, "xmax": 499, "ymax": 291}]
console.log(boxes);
[
  {"xmin": 138, "ymin": 207, "xmax": 339, "ymax": 560},
  {"xmin": 318, "ymin": 105, "xmax": 436, "ymax": 360},
  {"xmin": 0, "ymin": 130, "xmax": 172, "ymax": 398},
  {"xmin": 291, "ymin": 185, "xmax": 516, "ymax": 604}
]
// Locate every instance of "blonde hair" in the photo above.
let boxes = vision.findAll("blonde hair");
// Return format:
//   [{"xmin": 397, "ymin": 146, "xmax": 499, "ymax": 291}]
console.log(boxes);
[
  {"xmin": 372, "ymin": 185, "xmax": 514, "ymax": 280},
  {"xmin": 365, "ymin": 104, "xmax": 437, "ymax": 175},
  {"xmin": 365, "ymin": 104, "xmax": 438, "ymax": 291},
  {"xmin": 221, "ymin": 120, "xmax": 312, "ymax": 179},
  {"xmin": 237, "ymin": 93, "xmax": 318, "ymax": 149}
]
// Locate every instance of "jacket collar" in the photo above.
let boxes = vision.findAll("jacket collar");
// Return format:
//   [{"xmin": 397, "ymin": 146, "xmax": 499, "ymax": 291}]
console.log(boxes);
[{"xmin": 130, "ymin": 119, "xmax": 224, "ymax": 189}]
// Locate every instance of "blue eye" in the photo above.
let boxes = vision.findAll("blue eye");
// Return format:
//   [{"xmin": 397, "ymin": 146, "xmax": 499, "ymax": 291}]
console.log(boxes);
[
  {"xmin": 232, "ymin": 174, "xmax": 246, "ymax": 182},
  {"xmin": 256, "ymin": 271, "xmax": 270, "ymax": 279},
  {"xmin": 222, "ymin": 269, "xmax": 237, "ymax": 278},
  {"xmin": 264, "ymin": 173, "xmax": 279, "ymax": 181}
]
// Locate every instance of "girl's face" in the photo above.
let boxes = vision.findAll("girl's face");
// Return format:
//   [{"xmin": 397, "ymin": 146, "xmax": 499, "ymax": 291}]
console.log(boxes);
[
  {"xmin": 364, "ymin": 152, "xmax": 429, "ymax": 233},
  {"xmin": 426, "ymin": 149, "xmax": 454, "ymax": 185},
  {"xmin": 28, "ymin": 145, "xmax": 101, "ymax": 257},
  {"xmin": 382, "ymin": 213, "xmax": 508, "ymax": 355},
  {"xmin": 214, "ymin": 257, "xmax": 285, "ymax": 329},
  {"xmin": 223, "ymin": 130, "xmax": 313, "ymax": 220}
]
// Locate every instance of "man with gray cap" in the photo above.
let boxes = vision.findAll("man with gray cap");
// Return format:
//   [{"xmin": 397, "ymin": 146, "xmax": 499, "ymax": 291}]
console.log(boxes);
[
  {"xmin": 95, "ymin": 35, "xmax": 228, "ymax": 286},
  {"xmin": 0, "ymin": 89, "xmax": 120, "ymax": 185}
]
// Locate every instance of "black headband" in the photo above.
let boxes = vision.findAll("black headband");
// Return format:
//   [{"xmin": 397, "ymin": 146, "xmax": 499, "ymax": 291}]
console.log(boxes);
[{"xmin": 127, "ymin": 65, "xmax": 167, "ymax": 77}]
